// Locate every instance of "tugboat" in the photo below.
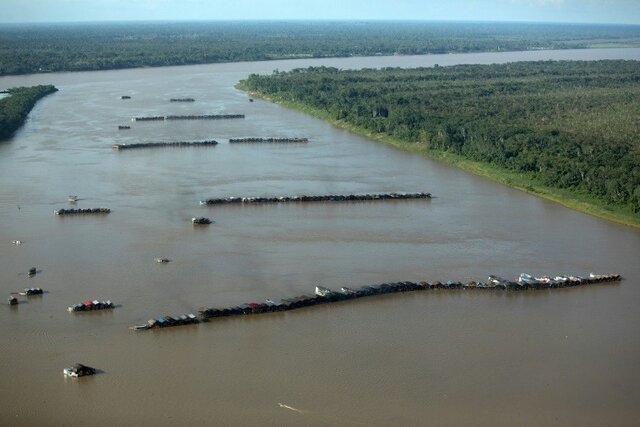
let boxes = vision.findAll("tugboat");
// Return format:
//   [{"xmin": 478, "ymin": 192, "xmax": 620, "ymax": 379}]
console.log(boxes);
[
  {"xmin": 8, "ymin": 295, "xmax": 18, "ymax": 305},
  {"xmin": 191, "ymin": 217, "xmax": 212, "ymax": 225},
  {"xmin": 63, "ymin": 363, "xmax": 97, "ymax": 377}
]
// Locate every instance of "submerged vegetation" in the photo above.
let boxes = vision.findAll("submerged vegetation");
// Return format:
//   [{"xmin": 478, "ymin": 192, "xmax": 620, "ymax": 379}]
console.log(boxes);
[
  {"xmin": 240, "ymin": 60, "xmax": 640, "ymax": 225},
  {"xmin": 1, "ymin": 21, "xmax": 640, "ymax": 75},
  {"xmin": 0, "ymin": 85, "xmax": 58, "ymax": 140}
]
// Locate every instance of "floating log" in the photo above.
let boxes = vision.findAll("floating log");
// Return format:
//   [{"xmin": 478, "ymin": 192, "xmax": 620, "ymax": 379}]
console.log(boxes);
[
  {"xmin": 132, "ymin": 114, "xmax": 244, "ymax": 121},
  {"xmin": 132, "ymin": 273, "xmax": 622, "ymax": 331},
  {"xmin": 170, "ymin": 98, "xmax": 195, "ymax": 102},
  {"xmin": 200, "ymin": 192, "xmax": 432, "ymax": 206},
  {"xmin": 113, "ymin": 140, "xmax": 218, "ymax": 151},
  {"xmin": 54, "ymin": 208, "xmax": 111, "ymax": 215},
  {"xmin": 229, "ymin": 137, "xmax": 309, "ymax": 144}
]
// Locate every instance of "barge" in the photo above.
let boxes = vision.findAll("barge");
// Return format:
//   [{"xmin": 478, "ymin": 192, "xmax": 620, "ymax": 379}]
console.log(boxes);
[
  {"xmin": 192, "ymin": 217, "xmax": 212, "ymax": 225},
  {"xmin": 229, "ymin": 137, "xmax": 309, "ymax": 143},
  {"xmin": 54, "ymin": 208, "xmax": 111, "ymax": 215}
]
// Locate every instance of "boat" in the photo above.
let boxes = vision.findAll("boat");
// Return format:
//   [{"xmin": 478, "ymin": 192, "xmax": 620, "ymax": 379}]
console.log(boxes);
[
  {"xmin": 63, "ymin": 363, "xmax": 96, "ymax": 377},
  {"xmin": 19, "ymin": 288, "xmax": 43, "ymax": 296},
  {"xmin": 120, "ymin": 95, "xmax": 131, "ymax": 99},
  {"xmin": 68, "ymin": 195, "xmax": 78, "ymax": 202},
  {"xmin": 28, "ymin": 267, "xmax": 37, "ymax": 277},
  {"xmin": 154, "ymin": 257, "xmax": 171, "ymax": 263},
  {"xmin": 191, "ymin": 217, "xmax": 212, "ymax": 225},
  {"xmin": 8, "ymin": 296, "xmax": 18, "ymax": 305},
  {"xmin": 315, "ymin": 286, "xmax": 333, "ymax": 297},
  {"xmin": 129, "ymin": 324, "xmax": 149, "ymax": 331},
  {"xmin": 12, "ymin": 240, "xmax": 23, "ymax": 245},
  {"xmin": 68, "ymin": 300, "xmax": 114, "ymax": 312},
  {"xmin": 118, "ymin": 125, "xmax": 131, "ymax": 130}
]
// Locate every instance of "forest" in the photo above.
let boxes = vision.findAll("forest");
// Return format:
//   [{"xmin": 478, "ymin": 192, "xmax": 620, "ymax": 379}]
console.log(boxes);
[
  {"xmin": 0, "ymin": 85, "xmax": 58, "ymax": 139},
  {"xmin": 1, "ymin": 21, "xmax": 639, "ymax": 75},
  {"xmin": 240, "ymin": 60, "xmax": 640, "ymax": 218}
]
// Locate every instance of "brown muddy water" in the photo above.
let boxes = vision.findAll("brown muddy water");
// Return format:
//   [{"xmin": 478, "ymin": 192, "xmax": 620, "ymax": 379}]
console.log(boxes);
[{"xmin": 1, "ymin": 49, "xmax": 639, "ymax": 426}]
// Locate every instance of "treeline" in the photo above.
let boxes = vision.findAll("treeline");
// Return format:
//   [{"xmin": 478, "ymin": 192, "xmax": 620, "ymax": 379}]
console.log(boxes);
[
  {"xmin": 1, "ymin": 21, "xmax": 639, "ymax": 75},
  {"xmin": 241, "ymin": 61, "xmax": 640, "ymax": 215},
  {"xmin": 0, "ymin": 85, "xmax": 58, "ymax": 139}
]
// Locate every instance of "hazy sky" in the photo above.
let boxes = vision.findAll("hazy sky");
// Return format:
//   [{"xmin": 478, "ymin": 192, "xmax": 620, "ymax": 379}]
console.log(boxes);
[{"xmin": 1, "ymin": 0, "xmax": 639, "ymax": 24}]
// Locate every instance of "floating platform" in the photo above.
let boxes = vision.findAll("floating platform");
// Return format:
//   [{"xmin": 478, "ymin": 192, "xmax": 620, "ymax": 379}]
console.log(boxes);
[
  {"xmin": 113, "ymin": 140, "xmax": 218, "ymax": 151},
  {"xmin": 200, "ymin": 192, "xmax": 432, "ymax": 206},
  {"xmin": 54, "ymin": 208, "xmax": 110, "ymax": 215},
  {"xmin": 229, "ymin": 137, "xmax": 309, "ymax": 144},
  {"xmin": 131, "ymin": 273, "xmax": 622, "ymax": 331},
  {"xmin": 132, "ymin": 114, "xmax": 244, "ymax": 121}
]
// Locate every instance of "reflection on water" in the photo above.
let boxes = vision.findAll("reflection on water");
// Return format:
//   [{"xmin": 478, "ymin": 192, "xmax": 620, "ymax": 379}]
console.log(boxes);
[{"xmin": 1, "ymin": 49, "xmax": 639, "ymax": 426}]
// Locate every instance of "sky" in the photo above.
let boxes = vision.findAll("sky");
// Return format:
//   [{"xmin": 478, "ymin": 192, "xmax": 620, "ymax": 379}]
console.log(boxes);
[{"xmin": 0, "ymin": 0, "xmax": 639, "ymax": 25}]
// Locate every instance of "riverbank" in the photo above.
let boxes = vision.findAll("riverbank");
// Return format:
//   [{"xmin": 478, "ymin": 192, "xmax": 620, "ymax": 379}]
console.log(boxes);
[{"xmin": 239, "ymin": 86, "xmax": 640, "ymax": 228}]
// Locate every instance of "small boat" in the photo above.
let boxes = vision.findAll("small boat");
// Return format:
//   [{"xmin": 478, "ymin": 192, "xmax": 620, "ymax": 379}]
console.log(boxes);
[
  {"xmin": 63, "ymin": 363, "xmax": 96, "ymax": 377},
  {"xmin": 8, "ymin": 296, "xmax": 18, "ymax": 305},
  {"xmin": 191, "ymin": 217, "xmax": 212, "ymax": 225},
  {"xmin": 118, "ymin": 125, "xmax": 131, "ymax": 130},
  {"xmin": 19, "ymin": 288, "xmax": 43, "ymax": 296},
  {"xmin": 129, "ymin": 324, "xmax": 149, "ymax": 331},
  {"xmin": 68, "ymin": 195, "xmax": 78, "ymax": 202},
  {"xmin": 12, "ymin": 240, "xmax": 23, "ymax": 245},
  {"xmin": 154, "ymin": 257, "xmax": 171, "ymax": 263},
  {"xmin": 315, "ymin": 286, "xmax": 333, "ymax": 297},
  {"xmin": 121, "ymin": 95, "xmax": 131, "ymax": 99},
  {"xmin": 28, "ymin": 267, "xmax": 37, "ymax": 277}
]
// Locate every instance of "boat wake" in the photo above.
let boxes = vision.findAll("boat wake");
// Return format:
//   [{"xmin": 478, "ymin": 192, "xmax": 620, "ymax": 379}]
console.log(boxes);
[{"xmin": 278, "ymin": 403, "xmax": 305, "ymax": 413}]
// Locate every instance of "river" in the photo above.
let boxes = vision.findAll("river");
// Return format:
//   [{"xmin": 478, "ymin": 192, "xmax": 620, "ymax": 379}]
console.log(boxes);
[{"xmin": 1, "ymin": 48, "xmax": 639, "ymax": 426}]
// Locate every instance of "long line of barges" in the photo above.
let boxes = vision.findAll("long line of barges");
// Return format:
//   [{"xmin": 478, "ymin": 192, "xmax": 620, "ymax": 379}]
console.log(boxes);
[
  {"xmin": 229, "ymin": 137, "xmax": 309, "ymax": 143},
  {"xmin": 200, "ymin": 192, "xmax": 432, "ymax": 205},
  {"xmin": 132, "ymin": 114, "xmax": 244, "ymax": 121},
  {"xmin": 131, "ymin": 273, "xmax": 621, "ymax": 331},
  {"xmin": 112, "ymin": 140, "xmax": 218, "ymax": 150}
]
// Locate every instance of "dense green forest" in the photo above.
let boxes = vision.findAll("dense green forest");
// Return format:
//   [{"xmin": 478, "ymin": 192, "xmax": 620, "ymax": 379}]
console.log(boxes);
[
  {"xmin": 240, "ymin": 61, "xmax": 640, "ymax": 221},
  {"xmin": 0, "ymin": 85, "xmax": 58, "ymax": 139},
  {"xmin": 1, "ymin": 21, "xmax": 640, "ymax": 75}
]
